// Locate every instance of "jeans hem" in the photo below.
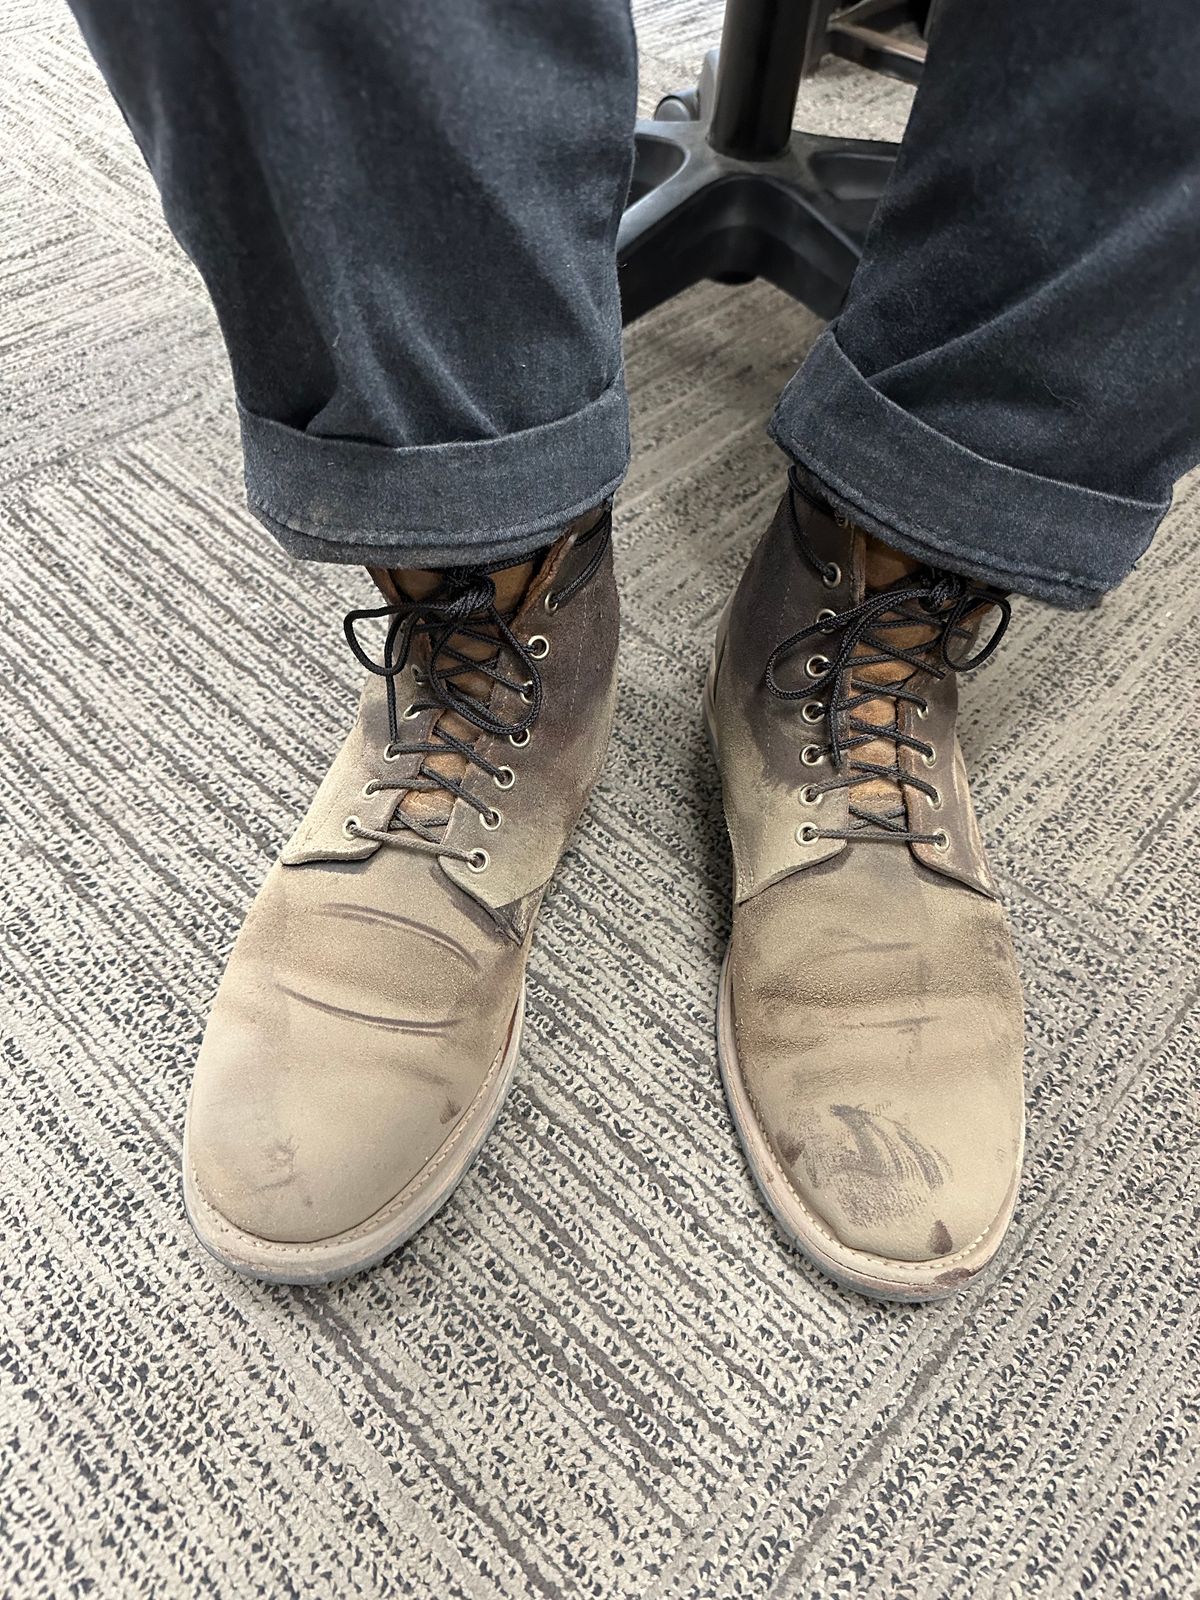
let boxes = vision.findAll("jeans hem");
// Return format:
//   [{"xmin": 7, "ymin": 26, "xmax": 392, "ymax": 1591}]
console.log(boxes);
[
  {"xmin": 239, "ymin": 374, "xmax": 630, "ymax": 567},
  {"xmin": 769, "ymin": 328, "xmax": 1166, "ymax": 610}
]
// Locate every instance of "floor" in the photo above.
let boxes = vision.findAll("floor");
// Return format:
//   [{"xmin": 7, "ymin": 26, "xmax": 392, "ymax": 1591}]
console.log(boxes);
[{"xmin": 2, "ymin": 3, "xmax": 1198, "ymax": 1597}]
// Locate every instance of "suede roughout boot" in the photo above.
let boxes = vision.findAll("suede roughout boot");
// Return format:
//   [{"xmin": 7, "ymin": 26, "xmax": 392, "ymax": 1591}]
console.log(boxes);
[
  {"xmin": 705, "ymin": 472, "xmax": 1025, "ymax": 1301},
  {"xmin": 184, "ymin": 509, "xmax": 618, "ymax": 1283}
]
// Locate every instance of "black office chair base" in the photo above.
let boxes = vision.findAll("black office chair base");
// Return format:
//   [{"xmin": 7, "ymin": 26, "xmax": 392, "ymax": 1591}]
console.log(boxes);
[{"xmin": 618, "ymin": 45, "xmax": 899, "ymax": 323}]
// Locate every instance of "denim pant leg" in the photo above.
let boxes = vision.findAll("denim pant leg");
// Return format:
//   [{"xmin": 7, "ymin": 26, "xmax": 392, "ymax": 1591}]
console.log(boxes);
[
  {"xmin": 67, "ymin": 0, "xmax": 637, "ymax": 569},
  {"xmin": 771, "ymin": 0, "xmax": 1200, "ymax": 610}
]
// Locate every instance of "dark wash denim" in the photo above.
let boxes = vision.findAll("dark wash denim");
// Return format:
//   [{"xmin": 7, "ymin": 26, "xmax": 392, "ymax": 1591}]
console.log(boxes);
[
  {"xmin": 69, "ymin": 0, "xmax": 638, "ymax": 570},
  {"xmin": 773, "ymin": 0, "xmax": 1200, "ymax": 608},
  {"xmin": 69, "ymin": 0, "xmax": 1200, "ymax": 607}
]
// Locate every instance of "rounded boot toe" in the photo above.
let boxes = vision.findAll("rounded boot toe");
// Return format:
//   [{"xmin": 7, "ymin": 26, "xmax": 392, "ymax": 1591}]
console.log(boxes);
[{"xmin": 765, "ymin": 1101, "xmax": 1022, "ymax": 1297}]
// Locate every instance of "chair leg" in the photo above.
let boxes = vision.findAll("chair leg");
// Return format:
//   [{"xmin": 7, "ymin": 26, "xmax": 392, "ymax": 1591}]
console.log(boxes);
[{"xmin": 618, "ymin": 13, "xmax": 899, "ymax": 323}]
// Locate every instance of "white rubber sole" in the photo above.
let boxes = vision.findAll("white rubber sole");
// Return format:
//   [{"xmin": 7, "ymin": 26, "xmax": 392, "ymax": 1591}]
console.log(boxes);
[
  {"xmin": 704, "ymin": 656, "xmax": 1019, "ymax": 1302},
  {"xmin": 182, "ymin": 986, "xmax": 525, "ymax": 1286}
]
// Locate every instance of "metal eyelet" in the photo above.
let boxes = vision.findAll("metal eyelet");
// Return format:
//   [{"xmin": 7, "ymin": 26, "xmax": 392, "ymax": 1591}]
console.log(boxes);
[
  {"xmin": 805, "ymin": 654, "xmax": 831, "ymax": 679},
  {"xmin": 543, "ymin": 591, "xmax": 559, "ymax": 614},
  {"xmin": 493, "ymin": 766, "xmax": 516, "ymax": 790},
  {"xmin": 342, "ymin": 816, "xmax": 361, "ymax": 839},
  {"xmin": 411, "ymin": 667, "xmax": 427, "ymax": 685},
  {"xmin": 383, "ymin": 743, "xmax": 403, "ymax": 763},
  {"xmin": 933, "ymin": 830, "xmax": 950, "ymax": 851},
  {"xmin": 362, "ymin": 782, "xmax": 379, "ymax": 798},
  {"xmin": 799, "ymin": 785, "xmax": 824, "ymax": 807},
  {"xmin": 929, "ymin": 787, "xmax": 943, "ymax": 811},
  {"xmin": 480, "ymin": 808, "xmax": 502, "ymax": 831},
  {"xmin": 816, "ymin": 608, "xmax": 837, "ymax": 624},
  {"xmin": 915, "ymin": 702, "xmax": 930, "ymax": 721},
  {"xmin": 526, "ymin": 635, "xmax": 550, "ymax": 660},
  {"xmin": 402, "ymin": 703, "xmax": 421, "ymax": 721},
  {"xmin": 466, "ymin": 848, "xmax": 490, "ymax": 873},
  {"xmin": 509, "ymin": 727, "xmax": 531, "ymax": 748},
  {"xmin": 519, "ymin": 681, "xmax": 534, "ymax": 704},
  {"xmin": 800, "ymin": 744, "xmax": 824, "ymax": 766},
  {"xmin": 822, "ymin": 563, "xmax": 842, "ymax": 589},
  {"xmin": 796, "ymin": 823, "xmax": 820, "ymax": 845},
  {"xmin": 921, "ymin": 747, "xmax": 937, "ymax": 767},
  {"xmin": 801, "ymin": 701, "xmax": 824, "ymax": 724}
]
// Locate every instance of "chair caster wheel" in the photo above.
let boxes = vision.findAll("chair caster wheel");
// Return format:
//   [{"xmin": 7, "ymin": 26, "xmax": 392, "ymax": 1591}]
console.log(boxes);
[{"xmin": 654, "ymin": 88, "xmax": 700, "ymax": 122}]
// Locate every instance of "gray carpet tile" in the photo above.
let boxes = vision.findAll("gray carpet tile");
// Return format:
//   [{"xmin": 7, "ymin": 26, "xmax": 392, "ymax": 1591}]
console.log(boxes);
[{"xmin": 2, "ymin": 5, "xmax": 1198, "ymax": 1598}]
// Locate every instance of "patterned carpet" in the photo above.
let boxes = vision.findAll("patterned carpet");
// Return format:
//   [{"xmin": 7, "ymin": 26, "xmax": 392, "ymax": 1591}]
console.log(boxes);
[{"xmin": 3, "ymin": 4, "xmax": 1198, "ymax": 1597}]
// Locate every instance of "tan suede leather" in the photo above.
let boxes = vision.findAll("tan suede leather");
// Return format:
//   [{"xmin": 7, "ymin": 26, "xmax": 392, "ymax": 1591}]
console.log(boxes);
[
  {"xmin": 708, "ymin": 488, "xmax": 1025, "ymax": 1300},
  {"xmin": 184, "ymin": 517, "xmax": 619, "ymax": 1282}
]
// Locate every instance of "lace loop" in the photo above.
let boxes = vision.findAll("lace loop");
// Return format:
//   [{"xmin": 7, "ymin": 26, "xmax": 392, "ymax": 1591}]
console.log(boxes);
[{"xmin": 344, "ymin": 567, "xmax": 544, "ymax": 747}]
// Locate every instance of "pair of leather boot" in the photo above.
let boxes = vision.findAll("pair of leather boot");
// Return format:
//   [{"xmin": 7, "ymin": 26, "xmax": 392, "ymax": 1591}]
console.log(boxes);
[{"xmin": 185, "ymin": 481, "xmax": 1023, "ymax": 1299}]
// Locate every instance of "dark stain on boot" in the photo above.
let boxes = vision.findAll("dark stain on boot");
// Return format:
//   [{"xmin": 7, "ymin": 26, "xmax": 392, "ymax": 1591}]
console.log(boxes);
[
  {"xmin": 440, "ymin": 1098, "xmax": 462, "ymax": 1126},
  {"xmin": 929, "ymin": 1220, "xmax": 953, "ymax": 1256},
  {"xmin": 935, "ymin": 1266, "xmax": 975, "ymax": 1289},
  {"xmin": 800, "ymin": 1104, "xmax": 952, "ymax": 1226},
  {"xmin": 779, "ymin": 1138, "xmax": 801, "ymax": 1165},
  {"xmin": 828, "ymin": 1104, "xmax": 951, "ymax": 1190}
]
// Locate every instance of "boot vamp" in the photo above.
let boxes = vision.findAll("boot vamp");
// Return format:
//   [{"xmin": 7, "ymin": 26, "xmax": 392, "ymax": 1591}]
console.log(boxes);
[
  {"xmin": 729, "ymin": 845, "xmax": 1024, "ymax": 1263},
  {"xmin": 188, "ymin": 848, "xmax": 525, "ymax": 1243}
]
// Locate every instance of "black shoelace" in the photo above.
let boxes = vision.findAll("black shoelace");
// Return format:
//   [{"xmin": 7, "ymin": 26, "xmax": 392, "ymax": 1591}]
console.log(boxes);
[
  {"xmin": 340, "ymin": 511, "xmax": 610, "ymax": 864},
  {"xmin": 766, "ymin": 473, "xmax": 1010, "ymax": 846}
]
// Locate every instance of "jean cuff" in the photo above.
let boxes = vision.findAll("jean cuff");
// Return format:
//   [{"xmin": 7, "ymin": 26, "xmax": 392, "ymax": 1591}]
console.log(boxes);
[
  {"xmin": 769, "ymin": 328, "xmax": 1166, "ymax": 609},
  {"xmin": 239, "ymin": 375, "xmax": 630, "ymax": 568}
]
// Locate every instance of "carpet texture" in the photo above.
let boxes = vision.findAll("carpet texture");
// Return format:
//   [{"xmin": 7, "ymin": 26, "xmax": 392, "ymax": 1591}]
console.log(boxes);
[{"xmin": 2, "ymin": 5, "xmax": 1199, "ymax": 1597}]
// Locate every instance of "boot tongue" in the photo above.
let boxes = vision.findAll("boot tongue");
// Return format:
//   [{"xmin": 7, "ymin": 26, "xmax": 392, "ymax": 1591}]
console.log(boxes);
[
  {"xmin": 389, "ymin": 556, "xmax": 539, "ymax": 828},
  {"xmin": 862, "ymin": 537, "xmax": 918, "ymax": 593},
  {"xmin": 846, "ymin": 535, "xmax": 940, "ymax": 812}
]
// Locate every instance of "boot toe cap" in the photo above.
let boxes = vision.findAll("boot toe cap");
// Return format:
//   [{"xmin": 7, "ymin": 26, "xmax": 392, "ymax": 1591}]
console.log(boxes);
[
  {"xmin": 183, "ymin": 857, "xmax": 525, "ymax": 1276},
  {"xmin": 184, "ymin": 968, "xmax": 523, "ymax": 1276},
  {"xmin": 763, "ymin": 1094, "xmax": 1023, "ymax": 1281},
  {"xmin": 186, "ymin": 1057, "xmax": 466, "ymax": 1248},
  {"xmin": 722, "ymin": 864, "xmax": 1026, "ymax": 1299}
]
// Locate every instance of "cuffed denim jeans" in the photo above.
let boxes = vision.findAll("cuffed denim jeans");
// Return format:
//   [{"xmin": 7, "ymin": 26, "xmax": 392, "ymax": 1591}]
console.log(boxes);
[{"xmin": 69, "ymin": 0, "xmax": 1200, "ymax": 607}]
